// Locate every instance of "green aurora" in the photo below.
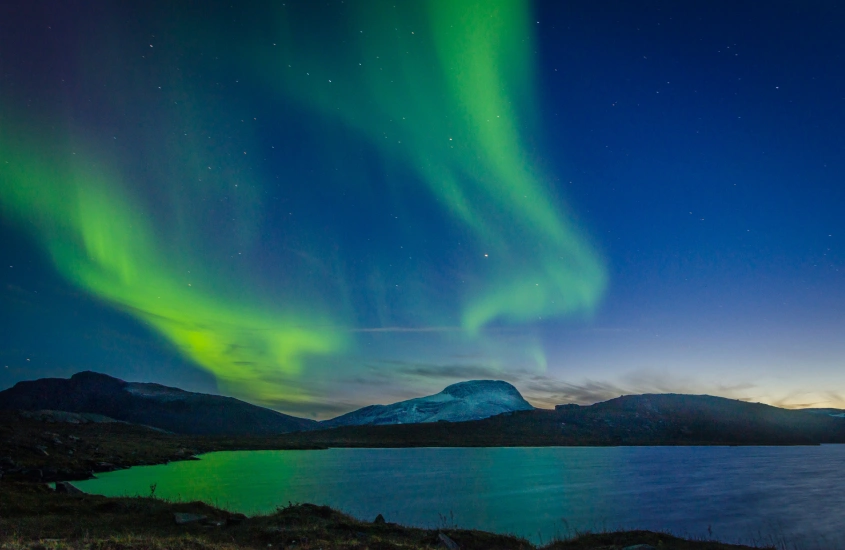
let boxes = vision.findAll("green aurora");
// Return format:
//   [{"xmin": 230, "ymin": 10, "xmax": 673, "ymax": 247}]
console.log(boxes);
[
  {"xmin": 0, "ymin": 130, "xmax": 346, "ymax": 404},
  {"xmin": 268, "ymin": 0, "xmax": 606, "ymax": 331},
  {"xmin": 0, "ymin": 0, "xmax": 605, "ymax": 408}
]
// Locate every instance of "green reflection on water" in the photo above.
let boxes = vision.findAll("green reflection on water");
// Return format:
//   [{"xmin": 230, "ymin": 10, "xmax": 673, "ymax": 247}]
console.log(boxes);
[
  {"xmin": 74, "ymin": 447, "xmax": 618, "ymax": 529},
  {"xmin": 76, "ymin": 450, "xmax": 321, "ymax": 514}
]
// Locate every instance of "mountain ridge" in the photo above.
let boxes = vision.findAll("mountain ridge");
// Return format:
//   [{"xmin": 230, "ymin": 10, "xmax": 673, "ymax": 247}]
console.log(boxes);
[
  {"xmin": 0, "ymin": 371, "xmax": 317, "ymax": 436},
  {"xmin": 278, "ymin": 391, "xmax": 845, "ymax": 447},
  {"xmin": 0, "ymin": 372, "xmax": 538, "ymax": 435},
  {"xmin": 2, "ymin": 372, "xmax": 844, "ymax": 446}
]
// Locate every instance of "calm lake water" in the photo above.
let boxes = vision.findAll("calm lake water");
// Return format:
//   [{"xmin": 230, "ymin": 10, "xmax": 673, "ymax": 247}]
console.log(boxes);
[{"xmin": 75, "ymin": 446, "xmax": 845, "ymax": 548}]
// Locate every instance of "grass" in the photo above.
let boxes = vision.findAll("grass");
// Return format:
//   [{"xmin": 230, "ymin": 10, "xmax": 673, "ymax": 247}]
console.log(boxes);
[{"xmin": 0, "ymin": 481, "xmax": 778, "ymax": 550}]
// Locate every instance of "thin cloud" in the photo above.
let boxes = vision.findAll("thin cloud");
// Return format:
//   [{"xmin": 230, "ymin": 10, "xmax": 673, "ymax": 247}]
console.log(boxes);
[
  {"xmin": 338, "ymin": 375, "xmax": 397, "ymax": 387},
  {"xmin": 349, "ymin": 326, "xmax": 462, "ymax": 333},
  {"xmin": 520, "ymin": 377, "xmax": 627, "ymax": 407},
  {"xmin": 375, "ymin": 360, "xmax": 505, "ymax": 381},
  {"xmin": 266, "ymin": 399, "xmax": 355, "ymax": 419},
  {"xmin": 715, "ymin": 381, "xmax": 757, "ymax": 393},
  {"xmin": 769, "ymin": 390, "xmax": 823, "ymax": 410},
  {"xmin": 825, "ymin": 391, "xmax": 845, "ymax": 408},
  {"xmin": 518, "ymin": 369, "xmax": 762, "ymax": 409}
]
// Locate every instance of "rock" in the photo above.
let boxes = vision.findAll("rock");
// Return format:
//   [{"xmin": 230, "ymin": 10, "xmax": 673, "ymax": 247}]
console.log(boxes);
[
  {"xmin": 622, "ymin": 545, "xmax": 657, "ymax": 550},
  {"xmin": 373, "ymin": 513, "xmax": 386, "ymax": 524},
  {"xmin": 174, "ymin": 513, "xmax": 207, "ymax": 525},
  {"xmin": 0, "ymin": 456, "xmax": 15, "ymax": 469},
  {"xmin": 55, "ymin": 481, "xmax": 83, "ymax": 494},
  {"xmin": 204, "ymin": 519, "xmax": 226, "ymax": 527},
  {"xmin": 438, "ymin": 532, "xmax": 460, "ymax": 549}
]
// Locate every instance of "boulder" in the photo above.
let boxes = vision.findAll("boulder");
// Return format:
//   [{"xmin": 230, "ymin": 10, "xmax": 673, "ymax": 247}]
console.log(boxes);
[
  {"xmin": 373, "ymin": 513, "xmax": 386, "ymax": 524},
  {"xmin": 174, "ymin": 513, "xmax": 206, "ymax": 525}
]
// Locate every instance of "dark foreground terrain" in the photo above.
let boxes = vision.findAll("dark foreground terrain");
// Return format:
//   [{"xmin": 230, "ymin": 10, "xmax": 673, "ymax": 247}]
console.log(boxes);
[
  {"xmin": 0, "ymin": 410, "xmax": 782, "ymax": 550},
  {"xmin": 0, "ymin": 481, "xmax": 775, "ymax": 550},
  {"xmin": 0, "ymin": 410, "xmax": 322, "ymax": 482}
]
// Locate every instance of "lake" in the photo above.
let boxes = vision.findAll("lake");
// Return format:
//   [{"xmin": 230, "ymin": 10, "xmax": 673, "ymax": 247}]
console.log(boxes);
[{"xmin": 75, "ymin": 446, "xmax": 845, "ymax": 548}]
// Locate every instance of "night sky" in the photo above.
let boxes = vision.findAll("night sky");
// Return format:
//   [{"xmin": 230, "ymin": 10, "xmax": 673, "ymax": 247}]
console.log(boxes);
[{"xmin": 1, "ymin": 1, "xmax": 843, "ymax": 418}]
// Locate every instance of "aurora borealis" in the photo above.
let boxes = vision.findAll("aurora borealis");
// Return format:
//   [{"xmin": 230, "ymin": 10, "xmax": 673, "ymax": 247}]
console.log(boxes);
[
  {"xmin": 2, "ymin": 1, "xmax": 844, "ymax": 415},
  {"xmin": 267, "ymin": 0, "xmax": 605, "ymax": 332},
  {"xmin": 0, "ymin": 125, "xmax": 347, "ymax": 405}
]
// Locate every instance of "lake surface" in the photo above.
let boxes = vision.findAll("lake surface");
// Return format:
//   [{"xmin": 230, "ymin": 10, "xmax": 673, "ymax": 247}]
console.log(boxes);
[{"xmin": 76, "ymin": 446, "xmax": 845, "ymax": 548}]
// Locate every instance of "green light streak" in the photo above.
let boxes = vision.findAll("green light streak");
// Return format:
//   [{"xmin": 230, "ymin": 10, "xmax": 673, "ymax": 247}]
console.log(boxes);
[
  {"xmin": 0, "ymin": 131, "xmax": 346, "ymax": 404},
  {"xmin": 267, "ymin": 0, "xmax": 606, "ymax": 332}
]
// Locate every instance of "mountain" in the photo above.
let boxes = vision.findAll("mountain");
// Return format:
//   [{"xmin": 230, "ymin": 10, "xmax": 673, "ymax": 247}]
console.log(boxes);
[
  {"xmin": 3, "ymin": 372, "xmax": 843, "ymax": 446},
  {"xmin": 0, "ymin": 371, "xmax": 317, "ymax": 436},
  {"xmin": 321, "ymin": 380, "xmax": 534, "ymax": 427},
  {"xmin": 279, "ymin": 393, "xmax": 845, "ymax": 447},
  {"xmin": 800, "ymin": 407, "xmax": 845, "ymax": 418}
]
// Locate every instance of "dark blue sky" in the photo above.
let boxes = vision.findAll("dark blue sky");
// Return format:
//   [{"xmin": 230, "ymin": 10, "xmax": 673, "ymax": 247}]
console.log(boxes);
[{"xmin": 1, "ymin": 1, "xmax": 843, "ymax": 416}]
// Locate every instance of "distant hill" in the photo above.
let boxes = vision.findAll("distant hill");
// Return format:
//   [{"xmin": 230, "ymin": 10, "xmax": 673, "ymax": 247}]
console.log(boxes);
[
  {"xmin": 3, "ymin": 372, "xmax": 843, "ymax": 446},
  {"xmin": 322, "ymin": 380, "xmax": 533, "ymax": 427},
  {"xmin": 279, "ymin": 393, "xmax": 845, "ymax": 447},
  {"xmin": 0, "ymin": 371, "xmax": 317, "ymax": 436}
]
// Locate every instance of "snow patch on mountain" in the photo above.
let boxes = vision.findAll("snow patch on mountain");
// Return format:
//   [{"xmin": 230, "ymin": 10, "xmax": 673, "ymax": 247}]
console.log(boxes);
[
  {"xmin": 125, "ymin": 383, "xmax": 192, "ymax": 402},
  {"xmin": 322, "ymin": 380, "xmax": 533, "ymax": 427}
]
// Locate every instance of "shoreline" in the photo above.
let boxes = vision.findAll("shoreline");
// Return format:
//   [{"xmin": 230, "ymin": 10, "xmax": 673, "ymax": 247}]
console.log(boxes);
[
  {"xmin": 0, "ymin": 410, "xmax": 816, "ymax": 549},
  {"xmin": 0, "ymin": 481, "xmax": 775, "ymax": 550},
  {"xmin": 0, "ymin": 409, "xmax": 839, "ymax": 484}
]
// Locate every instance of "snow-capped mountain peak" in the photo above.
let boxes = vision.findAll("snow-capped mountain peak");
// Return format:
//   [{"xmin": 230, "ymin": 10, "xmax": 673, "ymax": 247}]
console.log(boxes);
[{"xmin": 322, "ymin": 379, "xmax": 533, "ymax": 428}]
